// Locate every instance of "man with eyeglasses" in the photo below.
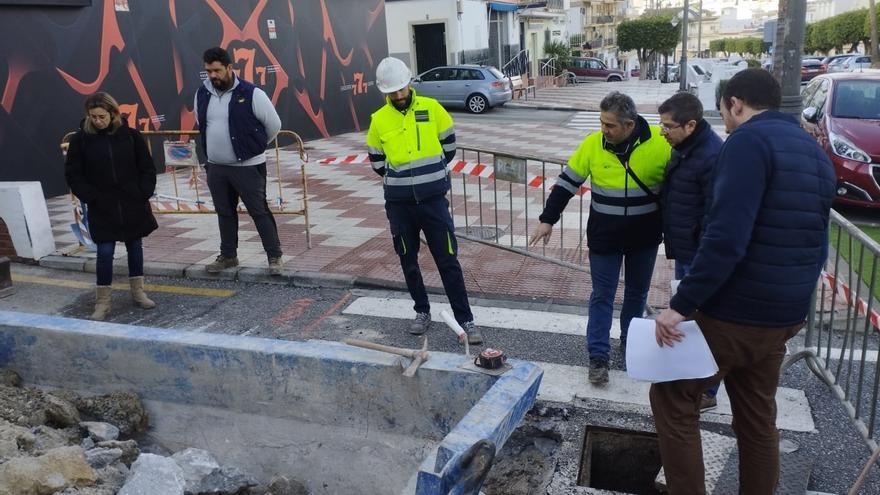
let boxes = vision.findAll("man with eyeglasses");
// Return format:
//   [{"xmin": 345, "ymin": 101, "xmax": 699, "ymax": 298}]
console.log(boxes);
[
  {"xmin": 657, "ymin": 92, "xmax": 724, "ymax": 411},
  {"xmin": 530, "ymin": 91, "xmax": 671, "ymax": 385}
]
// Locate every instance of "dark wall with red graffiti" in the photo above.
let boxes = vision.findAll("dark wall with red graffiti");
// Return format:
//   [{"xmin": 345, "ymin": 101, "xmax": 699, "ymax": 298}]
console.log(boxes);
[{"xmin": 0, "ymin": 0, "xmax": 387, "ymax": 196}]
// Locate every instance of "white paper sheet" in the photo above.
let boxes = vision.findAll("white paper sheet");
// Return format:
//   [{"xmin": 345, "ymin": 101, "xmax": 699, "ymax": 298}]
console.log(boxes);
[
  {"xmin": 670, "ymin": 279, "xmax": 681, "ymax": 295},
  {"xmin": 625, "ymin": 317, "xmax": 719, "ymax": 383}
]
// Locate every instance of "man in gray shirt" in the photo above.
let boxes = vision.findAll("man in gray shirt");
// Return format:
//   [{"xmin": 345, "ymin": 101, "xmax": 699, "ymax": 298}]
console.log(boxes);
[{"xmin": 195, "ymin": 47, "xmax": 283, "ymax": 275}]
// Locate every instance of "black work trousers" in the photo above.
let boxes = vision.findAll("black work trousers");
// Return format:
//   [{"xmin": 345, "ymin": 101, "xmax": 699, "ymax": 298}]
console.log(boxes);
[
  {"xmin": 385, "ymin": 196, "xmax": 474, "ymax": 325},
  {"xmin": 206, "ymin": 162, "xmax": 282, "ymax": 259}
]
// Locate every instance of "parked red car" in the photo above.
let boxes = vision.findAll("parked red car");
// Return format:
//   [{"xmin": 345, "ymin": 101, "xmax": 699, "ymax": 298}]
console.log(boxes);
[
  {"xmin": 801, "ymin": 58, "xmax": 826, "ymax": 82},
  {"xmin": 800, "ymin": 73, "xmax": 880, "ymax": 207},
  {"xmin": 565, "ymin": 57, "xmax": 625, "ymax": 83}
]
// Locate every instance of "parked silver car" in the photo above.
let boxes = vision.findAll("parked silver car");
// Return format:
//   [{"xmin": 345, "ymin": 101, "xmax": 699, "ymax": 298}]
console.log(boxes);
[
  {"xmin": 828, "ymin": 55, "xmax": 872, "ymax": 73},
  {"xmin": 411, "ymin": 65, "xmax": 512, "ymax": 113},
  {"xmin": 843, "ymin": 55, "xmax": 873, "ymax": 72}
]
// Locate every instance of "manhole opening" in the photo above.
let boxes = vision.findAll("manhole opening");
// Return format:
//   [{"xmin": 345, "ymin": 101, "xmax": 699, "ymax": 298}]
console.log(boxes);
[
  {"xmin": 455, "ymin": 225, "xmax": 507, "ymax": 241},
  {"xmin": 577, "ymin": 425, "xmax": 663, "ymax": 494}
]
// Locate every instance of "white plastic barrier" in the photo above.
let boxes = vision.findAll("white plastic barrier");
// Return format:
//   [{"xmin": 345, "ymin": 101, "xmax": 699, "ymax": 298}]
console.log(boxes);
[{"xmin": 0, "ymin": 182, "xmax": 56, "ymax": 260}]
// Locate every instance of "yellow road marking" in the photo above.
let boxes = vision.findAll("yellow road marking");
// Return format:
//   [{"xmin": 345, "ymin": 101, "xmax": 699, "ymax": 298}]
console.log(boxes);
[{"xmin": 11, "ymin": 274, "xmax": 234, "ymax": 298}]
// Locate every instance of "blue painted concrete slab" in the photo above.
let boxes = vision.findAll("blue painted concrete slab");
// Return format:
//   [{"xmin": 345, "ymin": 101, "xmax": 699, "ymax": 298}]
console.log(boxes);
[{"xmin": 0, "ymin": 310, "xmax": 542, "ymax": 494}]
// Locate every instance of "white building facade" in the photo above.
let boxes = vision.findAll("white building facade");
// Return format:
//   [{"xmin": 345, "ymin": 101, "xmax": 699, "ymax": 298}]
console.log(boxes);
[{"xmin": 384, "ymin": 0, "xmax": 521, "ymax": 75}]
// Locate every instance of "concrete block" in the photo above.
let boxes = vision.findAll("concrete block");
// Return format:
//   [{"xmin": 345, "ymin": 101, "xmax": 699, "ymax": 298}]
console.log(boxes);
[
  {"xmin": 0, "ymin": 182, "xmax": 56, "ymax": 260},
  {"xmin": 0, "ymin": 310, "xmax": 542, "ymax": 495},
  {"xmin": 142, "ymin": 262, "xmax": 188, "ymax": 279},
  {"xmin": 183, "ymin": 264, "xmax": 240, "ymax": 281},
  {"xmin": 236, "ymin": 267, "xmax": 292, "ymax": 285},
  {"xmin": 39, "ymin": 255, "xmax": 86, "ymax": 272},
  {"xmin": 292, "ymin": 270, "xmax": 355, "ymax": 289}
]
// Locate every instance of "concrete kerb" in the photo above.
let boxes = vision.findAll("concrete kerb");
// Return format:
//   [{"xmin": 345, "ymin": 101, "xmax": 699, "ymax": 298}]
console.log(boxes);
[
  {"xmin": 38, "ymin": 255, "xmax": 86, "ymax": 272},
  {"xmin": 83, "ymin": 258, "xmax": 131, "ymax": 276},
  {"xmin": 183, "ymin": 263, "xmax": 241, "ymax": 282},
  {"xmin": 504, "ymin": 102, "xmax": 583, "ymax": 112},
  {"xmin": 236, "ymin": 267, "xmax": 292, "ymax": 285},
  {"xmin": 37, "ymin": 254, "xmax": 365, "ymax": 291},
  {"xmin": 36, "ymin": 254, "xmax": 592, "ymax": 307},
  {"xmin": 141, "ymin": 261, "xmax": 188, "ymax": 278},
  {"xmin": 293, "ymin": 270, "xmax": 356, "ymax": 289}
]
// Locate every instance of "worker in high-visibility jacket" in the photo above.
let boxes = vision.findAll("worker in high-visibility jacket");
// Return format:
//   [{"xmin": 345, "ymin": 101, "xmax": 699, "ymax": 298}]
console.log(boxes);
[
  {"xmin": 366, "ymin": 57, "xmax": 482, "ymax": 345},
  {"xmin": 531, "ymin": 91, "xmax": 671, "ymax": 385}
]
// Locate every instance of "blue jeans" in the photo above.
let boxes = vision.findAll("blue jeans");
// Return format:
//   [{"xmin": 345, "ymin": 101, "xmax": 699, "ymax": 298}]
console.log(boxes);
[
  {"xmin": 587, "ymin": 245, "xmax": 658, "ymax": 362},
  {"xmin": 675, "ymin": 259, "xmax": 720, "ymax": 398},
  {"xmin": 96, "ymin": 239, "xmax": 144, "ymax": 286}
]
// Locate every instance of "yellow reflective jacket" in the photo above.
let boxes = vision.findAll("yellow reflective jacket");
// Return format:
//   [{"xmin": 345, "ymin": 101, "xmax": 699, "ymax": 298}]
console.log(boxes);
[
  {"xmin": 542, "ymin": 119, "xmax": 671, "ymax": 253},
  {"xmin": 366, "ymin": 90, "xmax": 456, "ymax": 202}
]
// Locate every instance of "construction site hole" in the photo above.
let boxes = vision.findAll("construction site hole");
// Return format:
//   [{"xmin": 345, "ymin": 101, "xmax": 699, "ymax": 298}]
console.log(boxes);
[{"xmin": 577, "ymin": 425, "xmax": 663, "ymax": 494}]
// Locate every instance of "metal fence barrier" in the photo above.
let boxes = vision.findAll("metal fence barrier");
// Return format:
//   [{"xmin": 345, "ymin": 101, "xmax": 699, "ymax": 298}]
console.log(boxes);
[
  {"xmin": 781, "ymin": 209, "xmax": 880, "ymax": 491},
  {"xmin": 60, "ymin": 129, "xmax": 311, "ymax": 248},
  {"xmin": 449, "ymin": 146, "xmax": 589, "ymax": 273}
]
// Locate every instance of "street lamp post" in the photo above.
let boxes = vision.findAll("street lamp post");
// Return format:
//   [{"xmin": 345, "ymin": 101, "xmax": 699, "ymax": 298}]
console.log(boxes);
[
  {"xmin": 697, "ymin": 0, "xmax": 703, "ymax": 58},
  {"xmin": 679, "ymin": 0, "xmax": 690, "ymax": 92}
]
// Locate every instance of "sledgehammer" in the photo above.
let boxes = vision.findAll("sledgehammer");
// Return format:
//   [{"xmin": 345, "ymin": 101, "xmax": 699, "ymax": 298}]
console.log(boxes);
[{"xmin": 344, "ymin": 337, "xmax": 429, "ymax": 377}]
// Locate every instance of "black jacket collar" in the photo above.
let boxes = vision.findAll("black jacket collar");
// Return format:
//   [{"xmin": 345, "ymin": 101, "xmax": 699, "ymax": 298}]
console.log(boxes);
[{"xmin": 674, "ymin": 119, "xmax": 709, "ymax": 156}]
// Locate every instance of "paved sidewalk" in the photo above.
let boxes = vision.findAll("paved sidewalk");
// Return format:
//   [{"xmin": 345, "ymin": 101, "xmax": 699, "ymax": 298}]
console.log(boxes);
[
  {"xmin": 45, "ymin": 117, "xmax": 675, "ymax": 309},
  {"xmin": 506, "ymin": 79, "xmax": 680, "ymax": 113}
]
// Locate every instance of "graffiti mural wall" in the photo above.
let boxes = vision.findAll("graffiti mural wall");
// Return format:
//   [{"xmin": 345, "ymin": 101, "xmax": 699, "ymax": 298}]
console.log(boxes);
[{"xmin": 0, "ymin": 0, "xmax": 387, "ymax": 196}]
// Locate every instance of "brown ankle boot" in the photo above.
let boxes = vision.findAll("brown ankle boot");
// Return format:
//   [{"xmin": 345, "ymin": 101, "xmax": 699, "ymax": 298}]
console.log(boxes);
[
  {"xmin": 91, "ymin": 286, "xmax": 113, "ymax": 320},
  {"xmin": 129, "ymin": 276, "xmax": 156, "ymax": 309}
]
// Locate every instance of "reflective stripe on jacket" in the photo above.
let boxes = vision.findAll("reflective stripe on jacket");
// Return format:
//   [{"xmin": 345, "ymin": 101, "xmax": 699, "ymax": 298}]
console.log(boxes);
[{"xmin": 366, "ymin": 90, "xmax": 456, "ymax": 202}]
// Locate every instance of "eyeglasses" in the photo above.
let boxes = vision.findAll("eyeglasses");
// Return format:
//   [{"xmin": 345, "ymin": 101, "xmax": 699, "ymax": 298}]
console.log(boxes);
[{"xmin": 659, "ymin": 122, "xmax": 682, "ymax": 132}]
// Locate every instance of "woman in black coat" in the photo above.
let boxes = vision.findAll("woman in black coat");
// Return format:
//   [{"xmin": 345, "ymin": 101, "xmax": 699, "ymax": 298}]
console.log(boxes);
[{"xmin": 64, "ymin": 92, "xmax": 158, "ymax": 320}]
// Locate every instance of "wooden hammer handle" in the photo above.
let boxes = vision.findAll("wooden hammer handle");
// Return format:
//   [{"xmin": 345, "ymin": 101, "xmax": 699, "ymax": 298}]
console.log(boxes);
[{"xmin": 344, "ymin": 338, "xmax": 418, "ymax": 358}]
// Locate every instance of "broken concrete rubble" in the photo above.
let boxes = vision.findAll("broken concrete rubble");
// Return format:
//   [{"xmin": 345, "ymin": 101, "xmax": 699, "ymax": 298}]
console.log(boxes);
[
  {"xmin": 0, "ymin": 384, "xmax": 79, "ymax": 428},
  {"xmin": 66, "ymin": 392, "xmax": 148, "ymax": 439},
  {"xmin": 95, "ymin": 440, "xmax": 139, "ymax": 467},
  {"xmin": 84, "ymin": 447, "xmax": 122, "ymax": 469},
  {"xmin": 118, "ymin": 453, "xmax": 187, "ymax": 495},
  {"xmin": 0, "ymin": 370, "xmax": 310, "ymax": 495},
  {"xmin": 79, "ymin": 422, "xmax": 119, "ymax": 443},
  {"xmin": 0, "ymin": 445, "xmax": 97, "ymax": 495}
]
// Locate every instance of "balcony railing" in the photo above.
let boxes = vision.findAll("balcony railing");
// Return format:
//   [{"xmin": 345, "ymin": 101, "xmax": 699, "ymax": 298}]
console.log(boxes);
[
  {"xmin": 546, "ymin": 0, "xmax": 564, "ymax": 11},
  {"xmin": 593, "ymin": 15, "xmax": 615, "ymax": 24}
]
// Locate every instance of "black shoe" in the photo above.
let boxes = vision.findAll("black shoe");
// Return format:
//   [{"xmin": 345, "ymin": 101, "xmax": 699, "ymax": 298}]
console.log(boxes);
[
  {"xmin": 463, "ymin": 321, "xmax": 483, "ymax": 345},
  {"xmin": 588, "ymin": 359, "xmax": 609, "ymax": 385},
  {"xmin": 410, "ymin": 312, "xmax": 431, "ymax": 335}
]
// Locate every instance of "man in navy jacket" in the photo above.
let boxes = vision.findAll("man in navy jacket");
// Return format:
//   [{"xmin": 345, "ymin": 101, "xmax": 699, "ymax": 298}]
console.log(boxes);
[
  {"xmin": 651, "ymin": 69, "xmax": 835, "ymax": 494},
  {"xmin": 657, "ymin": 92, "xmax": 724, "ymax": 411}
]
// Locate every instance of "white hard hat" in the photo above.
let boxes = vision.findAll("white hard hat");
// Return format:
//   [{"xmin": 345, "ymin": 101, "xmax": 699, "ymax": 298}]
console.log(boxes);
[{"xmin": 376, "ymin": 57, "xmax": 412, "ymax": 93}]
